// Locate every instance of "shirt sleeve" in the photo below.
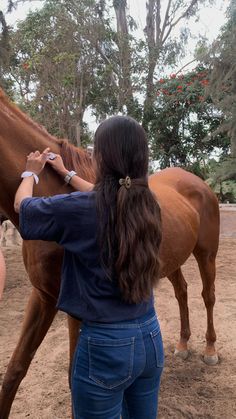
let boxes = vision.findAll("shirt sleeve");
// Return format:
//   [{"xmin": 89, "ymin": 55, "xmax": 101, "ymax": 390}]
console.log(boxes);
[{"xmin": 19, "ymin": 196, "xmax": 62, "ymax": 242}]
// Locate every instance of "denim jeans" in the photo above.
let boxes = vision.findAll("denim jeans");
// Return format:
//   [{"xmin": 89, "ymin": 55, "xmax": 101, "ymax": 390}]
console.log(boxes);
[{"xmin": 71, "ymin": 309, "xmax": 164, "ymax": 419}]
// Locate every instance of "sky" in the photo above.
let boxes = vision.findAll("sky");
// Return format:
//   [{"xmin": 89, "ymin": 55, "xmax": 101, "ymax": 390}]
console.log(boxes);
[
  {"xmin": 2, "ymin": 0, "xmax": 228, "ymax": 41},
  {"xmin": 1, "ymin": 0, "xmax": 230, "ymax": 130},
  {"xmin": 1, "ymin": 0, "xmax": 229, "ymax": 59},
  {"xmin": 128, "ymin": 0, "xmax": 229, "ymax": 41}
]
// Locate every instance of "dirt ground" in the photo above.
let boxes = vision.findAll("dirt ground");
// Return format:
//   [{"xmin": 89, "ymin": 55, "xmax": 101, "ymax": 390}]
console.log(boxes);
[{"xmin": 1, "ymin": 236, "xmax": 236, "ymax": 418}]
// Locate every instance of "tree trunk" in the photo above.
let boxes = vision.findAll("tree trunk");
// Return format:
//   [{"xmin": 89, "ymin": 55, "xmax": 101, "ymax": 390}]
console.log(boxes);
[
  {"xmin": 230, "ymin": 120, "xmax": 236, "ymax": 157},
  {"xmin": 113, "ymin": 0, "xmax": 135, "ymax": 116},
  {"xmin": 142, "ymin": 0, "xmax": 161, "ymax": 131},
  {"xmin": 76, "ymin": 121, "xmax": 81, "ymax": 147},
  {"xmin": 75, "ymin": 72, "xmax": 85, "ymax": 147}
]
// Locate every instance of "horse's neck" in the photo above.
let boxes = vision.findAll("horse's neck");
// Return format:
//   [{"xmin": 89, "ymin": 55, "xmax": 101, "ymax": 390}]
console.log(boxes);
[{"xmin": 0, "ymin": 91, "xmax": 68, "ymax": 225}]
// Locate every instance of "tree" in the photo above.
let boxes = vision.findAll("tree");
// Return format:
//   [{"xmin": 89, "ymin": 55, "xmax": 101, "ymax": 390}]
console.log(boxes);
[
  {"xmin": 1, "ymin": 0, "xmax": 218, "ymax": 131},
  {"xmin": 142, "ymin": 0, "xmax": 215, "ymax": 130},
  {"xmin": 4, "ymin": 0, "xmax": 121, "ymax": 145},
  {"xmin": 0, "ymin": 9, "xmax": 14, "ymax": 96},
  {"xmin": 149, "ymin": 67, "xmax": 229, "ymax": 171},
  {"xmin": 205, "ymin": 0, "xmax": 236, "ymax": 180}
]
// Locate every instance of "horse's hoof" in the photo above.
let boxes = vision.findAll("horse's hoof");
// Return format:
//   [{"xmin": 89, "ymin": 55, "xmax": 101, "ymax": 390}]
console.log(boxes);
[
  {"xmin": 203, "ymin": 353, "xmax": 219, "ymax": 365},
  {"xmin": 174, "ymin": 348, "xmax": 189, "ymax": 360}
]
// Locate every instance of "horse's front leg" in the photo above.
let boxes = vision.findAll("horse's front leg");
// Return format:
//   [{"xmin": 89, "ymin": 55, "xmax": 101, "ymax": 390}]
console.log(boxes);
[
  {"xmin": 67, "ymin": 315, "xmax": 82, "ymax": 419},
  {"xmin": 168, "ymin": 268, "xmax": 191, "ymax": 360},
  {"xmin": 67, "ymin": 315, "xmax": 82, "ymax": 383},
  {"xmin": 0, "ymin": 288, "xmax": 57, "ymax": 419}
]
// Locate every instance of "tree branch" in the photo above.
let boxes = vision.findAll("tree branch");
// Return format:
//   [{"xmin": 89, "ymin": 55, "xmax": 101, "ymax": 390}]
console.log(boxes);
[
  {"xmin": 160, "ymin": 0, "xmax": 172, "ymax": 42},
  {"xmin": 175, "ymin": 58, "xmax": 197, "ymax": 74},
  {"xmin": 95, "ymin": 41, "xmax": 119, "ymax": 84},
  {"xmin": 145, "ymin": 0, "xmax": 155, "ymax": 49},
  {"xmin": 155, "ymin": 0, "xmax": 161, "ymax": 47},
  {"xmin": 162, "ymin": 0, "xmax": 199, "ymax": 45}
]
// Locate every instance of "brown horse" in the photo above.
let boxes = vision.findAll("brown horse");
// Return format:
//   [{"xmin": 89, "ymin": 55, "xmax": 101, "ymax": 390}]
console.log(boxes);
[{"xmin": 0, "ymin": 88, "xmax": 219, "ymax": 418}]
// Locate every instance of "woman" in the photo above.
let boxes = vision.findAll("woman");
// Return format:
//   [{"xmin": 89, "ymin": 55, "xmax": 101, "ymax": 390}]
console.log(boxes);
[{"xmin": 14, "ymin": 116, "xmax": 163, "ymax": 419}]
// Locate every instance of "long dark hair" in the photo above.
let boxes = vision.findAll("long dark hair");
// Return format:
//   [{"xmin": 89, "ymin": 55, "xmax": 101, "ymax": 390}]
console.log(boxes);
[{"xmin": 94, "ymin": 116, "xmax": 162, "ymax": 304}]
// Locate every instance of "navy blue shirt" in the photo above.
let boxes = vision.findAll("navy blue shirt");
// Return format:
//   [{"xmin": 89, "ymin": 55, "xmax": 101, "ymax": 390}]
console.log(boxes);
[{"xmin": 19, "ymin": 191, "xmax": 154, "ymax": 322}]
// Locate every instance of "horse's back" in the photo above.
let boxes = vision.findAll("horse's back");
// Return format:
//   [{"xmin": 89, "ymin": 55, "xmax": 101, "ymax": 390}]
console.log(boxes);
[
  {"xmin": 150, "ymin": 167, "xmax": 219, "ymax": 221},
  {"xmin": 149, "ymin": 168, "xmax": 220, "ymax": 277}
]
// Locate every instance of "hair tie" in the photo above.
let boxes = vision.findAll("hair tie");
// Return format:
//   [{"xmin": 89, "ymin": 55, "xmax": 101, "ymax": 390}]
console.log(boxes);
[{"xmin": 119, "ymin": 176, "xmax": 131, "ymax": 189}]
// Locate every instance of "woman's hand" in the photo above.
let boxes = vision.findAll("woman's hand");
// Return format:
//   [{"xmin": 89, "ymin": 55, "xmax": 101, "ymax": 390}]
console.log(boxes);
[
  {"xmin": 46, "ymin": 154, "xmax": 68, "ymax": 177},
  {"xmin": 26, "ymin": 147, "xmax": 50, "ymax": 175}
]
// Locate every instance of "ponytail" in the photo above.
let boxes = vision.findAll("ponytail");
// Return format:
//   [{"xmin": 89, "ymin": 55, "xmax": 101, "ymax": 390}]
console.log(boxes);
[{"xmin": 95, "ymin": 176, "xmax": 162, "ymax": 304}]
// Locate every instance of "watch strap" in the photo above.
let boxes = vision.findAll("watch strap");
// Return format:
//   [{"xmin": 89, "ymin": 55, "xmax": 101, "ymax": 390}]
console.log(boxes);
[
  {"xmin": 64, "ymin": 170, "xmax": 77, "ymax": 184},
  {"xmin": 21, "ymin": 171, "xmax": 39, "ymax": 184}
]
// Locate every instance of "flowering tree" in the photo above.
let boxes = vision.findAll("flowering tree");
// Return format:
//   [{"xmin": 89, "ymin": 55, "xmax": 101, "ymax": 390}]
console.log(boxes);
[
  {"xmin": 1, "ymin": 0, "xmax": 218, "ymax": 140},
  {"xmin": 149, "ymin": 67, "xmax": 229, "ymax": 172}
]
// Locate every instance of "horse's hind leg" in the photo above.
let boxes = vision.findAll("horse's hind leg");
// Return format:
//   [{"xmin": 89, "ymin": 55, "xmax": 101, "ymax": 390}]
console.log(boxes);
[
  {"xmin": 0, "ymin": 288, "xmax": 57, "ymax": 419},
  {"xmin": 168, "ymin": 268, "xmax": 191, "ymax": 360},
  {"xmin": 193, "ymin": 247, "xmax": 218, "ymax": 365}
]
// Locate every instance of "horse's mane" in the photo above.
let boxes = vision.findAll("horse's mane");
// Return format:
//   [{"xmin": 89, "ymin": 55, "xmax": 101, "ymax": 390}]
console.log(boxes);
[
  {"xmin": 0, "ymin": 88, "xmax": 96, "ymax": 183},
  {"xmin": 59, "ymin": 140, "xmax": 96, "ymax": 183}
]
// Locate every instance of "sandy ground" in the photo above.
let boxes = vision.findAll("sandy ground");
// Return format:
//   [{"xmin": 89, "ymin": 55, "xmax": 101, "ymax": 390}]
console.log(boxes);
[{"xmin": 1, "ymin": 237, "xmax": 236, "ymax": 418}]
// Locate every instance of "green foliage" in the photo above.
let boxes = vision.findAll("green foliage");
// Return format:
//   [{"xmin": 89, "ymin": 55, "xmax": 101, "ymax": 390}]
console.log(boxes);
[
  {"xmin": 203, "ymin": 157, "xmax": 236, "ymax": 202},
  {"xmin": 207, "ymin": 172, "xmax": 236, "ymax": 203},
  {"xmin": 149, "ymin": 67, "xmax": 230, "ymax": 170},
  {"xmin": 206, "ymin": 0, "xmax": 236, "ymax": 158},
  {"xmin": 4, "ymin": 0, "xmax": 120, "ymax": 144},
  {"xmin": 1, "ymin": 0, "xmax": 230, "ymax": 167}
]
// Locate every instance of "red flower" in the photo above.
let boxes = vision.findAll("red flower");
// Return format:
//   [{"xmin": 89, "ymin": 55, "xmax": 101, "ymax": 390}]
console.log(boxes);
[
  {"xmin": 160, "ymin": 88, "xmax": 169, "ymax": 95},
  {"xmin": 170, "ymin": 73, "xmax": 176, "ymax": 79},
  {"xmin": 159, "ymin": 78, "xmax": 165, "ymax": 84},
  {"xmin": 177, "ymin": 85, "xmax": 183, "ymax": 90},
  {"xmin": 201, "ymin": 79, "xmax": 209, "ymax": 86},
  {"xmin": 22, "ymin": 62, "xmax": 30, "ymax": 70}
]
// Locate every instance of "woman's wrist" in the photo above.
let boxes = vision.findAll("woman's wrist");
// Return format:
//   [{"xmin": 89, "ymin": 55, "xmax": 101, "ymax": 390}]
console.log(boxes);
[
  {"xmin": 24, "ymin": 168, "xmax": 41, "ymax": 176},
  {"xmin": 59, "ymin": 169, "xmax": 69, "ymax": 177}
]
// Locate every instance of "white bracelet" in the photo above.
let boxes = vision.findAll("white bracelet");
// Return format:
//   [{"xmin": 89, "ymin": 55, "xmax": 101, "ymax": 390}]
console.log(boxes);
[
  {"xmin": 21, "ymin": 171, "xmax": 39, "ymax": 184},
  {"xmin": 64, "ymin": 170, "xmax": 77, "ymax": 184}
]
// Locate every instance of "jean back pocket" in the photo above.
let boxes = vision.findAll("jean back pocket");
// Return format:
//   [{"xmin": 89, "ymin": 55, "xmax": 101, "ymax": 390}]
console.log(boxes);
[
  {"xmin": 88, "ymin": 336, "xmax": 135, "ymax": 389},
  {"xmin": 150, "ymin": 327, "xmax": 164, "ymax": 368}
]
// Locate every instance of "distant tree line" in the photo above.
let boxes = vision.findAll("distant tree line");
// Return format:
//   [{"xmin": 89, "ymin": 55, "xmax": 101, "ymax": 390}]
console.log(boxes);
[{"xmin": 0, "ymin": 0, "xmax": 235, "ymax": 200}]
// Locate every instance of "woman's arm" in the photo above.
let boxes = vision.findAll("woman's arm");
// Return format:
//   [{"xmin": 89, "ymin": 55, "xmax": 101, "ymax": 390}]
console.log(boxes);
[
  {"xmin": 14, "ymin": 177, "xmax": 35, "ymax": 213},
  {"xmin": 47, "ymin": 155, "xmax": 94, "ymax": 192},
  {"xmin": 66, "ymin": 174, "xmax": 94, "ymax": 192},
  {"xmin": 14, "ymin": 148, "xmax": 49, "ymax": 213}
]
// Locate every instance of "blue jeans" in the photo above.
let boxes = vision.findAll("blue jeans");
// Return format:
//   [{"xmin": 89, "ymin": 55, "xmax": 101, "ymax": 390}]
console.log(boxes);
[{"xmin": 71, "ymin": 309, "xmax": 164, "ymax": 419}]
